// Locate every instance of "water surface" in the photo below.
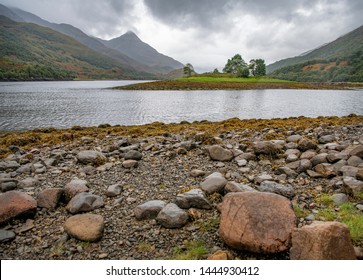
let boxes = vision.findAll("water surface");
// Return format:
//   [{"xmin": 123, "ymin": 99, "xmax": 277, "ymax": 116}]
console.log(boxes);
[{"xmin": 0, "ymin": 80, "xmax": 362, "ymax": 131}]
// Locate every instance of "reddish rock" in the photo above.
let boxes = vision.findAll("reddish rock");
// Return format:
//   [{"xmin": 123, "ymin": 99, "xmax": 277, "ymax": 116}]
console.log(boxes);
[
  {"xmin": 37, "ymin": 188, "xmax": 63, "ymax": 209},
  {"xmin": 64, "ymin": 214, "xmax": 104, "ymax": 242},
  {"xmin": 207, "ymin": 250, "xmax": 233, "ymax": 260},
  {"xmin": 0, "ymin": 191, "xmax": 37, "ymax": 224},
  {"xmin": 219, "ymin": 192, "xmax": 296, "ymax": 254},
  {"xmin": 290, "ymin": 222, "xmax": 356, "ymax": 260},
  {"xmin": 207, "ymin": 145, "xmax": 234, "ymax": 162}
]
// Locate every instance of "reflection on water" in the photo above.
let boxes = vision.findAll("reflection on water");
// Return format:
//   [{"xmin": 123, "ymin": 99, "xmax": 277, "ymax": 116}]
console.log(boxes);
[{"xmin": 0, "ymin": 80, "xmax": 362, "ymax": 131}]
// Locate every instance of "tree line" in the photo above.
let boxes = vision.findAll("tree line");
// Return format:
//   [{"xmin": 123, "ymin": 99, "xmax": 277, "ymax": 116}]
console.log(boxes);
[{"xmin": 184, "ymin": 54, "xmax": 266, "ymax": 77}]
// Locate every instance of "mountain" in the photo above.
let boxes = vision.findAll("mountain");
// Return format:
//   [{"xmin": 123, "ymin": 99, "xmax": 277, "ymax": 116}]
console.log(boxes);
[
  {"xmin": 5, "ymin": 6, "xmax": 183, "ymax": 75},
  {"xmin": 0, "ymin": 3, "xmax": 24, "ymax": 22},
  {"xmin": 103, "ymin": 31, "xmax": 184, "ymax": 74},
  {"xmin": 267, "ymin": 24, "xmax": 363, "ymax": 82},
  {"xmin": 0, "ymin": 16, "xmax": 152, "ymax": 80}
]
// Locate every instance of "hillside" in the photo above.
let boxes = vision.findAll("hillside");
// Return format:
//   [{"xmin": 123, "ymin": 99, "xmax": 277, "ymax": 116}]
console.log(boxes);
[
  {"xmin": 0, "ymin": 16, "xmax": 151, "ymax": 80},
  {"xmin": 267, "ymin": 24, "xmax": 363, "ymax": 82},
  {"xmin": 104, "ymin": 31, "xmax": 184, "ymax": 74}
]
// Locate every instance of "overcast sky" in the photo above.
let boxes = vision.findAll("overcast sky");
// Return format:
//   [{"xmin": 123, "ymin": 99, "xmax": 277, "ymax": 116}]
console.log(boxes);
[{"xmin": 1, "ymin": 0, "xmax": 363, "ymax": 72}]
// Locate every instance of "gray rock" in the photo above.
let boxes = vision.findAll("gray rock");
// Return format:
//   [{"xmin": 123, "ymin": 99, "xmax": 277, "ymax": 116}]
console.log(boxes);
[
  {"xmin": 286, "ymin": 142, "xmax": 298, "ymax": 149},
  {"xmin": 252, "ymin": 141, "xmax": 281, "ymax": 156},
  {"xmin": 275, "ymin": 166, "xmax": 298, "ymax": 178},
  {"xmin": 357, "ymin": 169, "xmax": 363, "ymax": 181},
  {"xmin": 156, "ymin": 203, "xmax": 189, "ymax": 228},
  {"xmin": 311, "ymin": 153, "xmax": 328, "ymax": 166},
  {"xmin": 106, "ymin": 184, "xmax": 123, "ymax": 197},
  {"xmin": 236, "ymin": 159, "xmax": 248, "ymax": 166},
  {"xmin": 286, "ymin": 161, "xmax": 300, "ymax": 170},
  {"xmin": 190, "ymin": 169, "xmax": 206, "ymax": 177},
  {"xmin": 319, "ymin": 135, "xmax": 336, "ymax": 144},
  {"xmin": 134, "ymin": 200, "xmax": 167, "ymax": 220},
  {"xmin": 37, "ymin": 188, "xmax": 63, "ymax": 209},
  {"xmin": 0, "ymin": 178, "xmax": 18, "ymax": 192},
  {"xmin": 349, "ymin": 145, "xmax": 363, "ymax": 158},
  {"xmin": 255, "ymin": 174, "xmax": 273, "ymax": 184},
  {"xmin": 332, "ymin": 193, "xmax": 349, "ymax": 206},
  {"xmin": 124, "ymin": 150, "xmax": 142, "ymax": 160},
  {"xmin": 66, "ymin": 192, "xmax": 104, "ymax": 214},
  {"xmin": 285, "ymin": 149, "xmax": 301, "ymax": 156},
  {"xmin": 298, "ymin": 138, "xmax": 318, "ymax": 152},
  {"xmin": 343, "ymin": 177, "xmax": 363, "ymax": 197},
  {"xmin": 286, "ymin": 135, "xmax": 302, "ymax": 143},
  {"xmin": 18, "ymin": 177, "xmax": 39, "ymax": 189},
  {"xmin": 338, "ymin": 165, "xmax": 358, "ymax": 178},
  {"xmin": 300, "ymin": 150, "xmax": 317, "ymax": 159},
  {"xmin": 0, "ymin": 160, "xmax": 20, "ymax": 172},
  {"xmin": 347, "ymin": 156, "xmax": 363, "ymax": 167},
  {"xmin": 257, "ymin": 181, "xmax": 295, "ymax": 199},
  {"xmin": 224, "ymin": 181, "xmax": 257, "ymax": 194},
  {"xmin": 0, "ymin": 229, "xmax": 16, "ymax": 243},
  {"xmin": 286, "ymin": 154, "xmax": 299, "ymax": 163},
  {"xmin": 207, "ymin": 145, "xmax": 234, "ymax": 162},
  {"xmin": 175, "ymin": 189, "xmax": 212, "ymax": 210},
  {"xmin": 327, "ymin": 152, "xmax": 346, "ymax": 163},
  {"xmin": 200, "ymin": 172, "xmax": 227, "ymax": 194},
  {"xmin": 76, "ymin": 150, "xmax": 106, "ymax": 166},
  {"xmin": 119, "ymin": 144, "xmax": 140, "ymax": 153},
  {"xmin": 15, "ymin": 163, "xmax": 32, "ymax": 174},
  {"xmin": 64, "ymin": 179, "xmax": 89, "ymax": 202},
  {"xmin": 296, "ymin": 159, "xmax": 312, "ymax": 173}
]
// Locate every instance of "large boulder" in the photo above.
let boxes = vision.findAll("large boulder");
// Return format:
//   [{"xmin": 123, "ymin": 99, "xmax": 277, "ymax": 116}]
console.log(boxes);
[
  {"xmin": 76, "ymin": 150, "xmax": 106, "ymax": 166},
  {"xmin": 290, "ymin": 222, "xmax": 356, "ymax": 260},
  {"xmin": 64, "ymin": 214, "xmax": 104, "ymax": 242},
  {"xmin": 343, "ymin": 177, "xmax": 363, "ymax": 197},
  {"xmin": 0, "ymin": 191, "xmax": 37, "ymax": 224},
  {"xmin": 252, "ymin": 141, "xmax": 280, "ymax": 156},
  {"xmin": 219, "ymin": 192, "xmax": 297, "ymax": 254},
  {"xmin": 207, "ymin": 145, "xmax": 234, "ymax": 162},
  {"xmin": 297, "ymin": 138, "xmax": 318, "ymax": 152},
  {"xmin": 200, "ymin": 172, "xmax": 227, "ymax": 194},
  {"xmin": 156, "ymin": 203, "xmax": 189, "ymax": 228},
  {"xmin": 175, "ymin": 189, "xmax": 212, "ymax": 210}
]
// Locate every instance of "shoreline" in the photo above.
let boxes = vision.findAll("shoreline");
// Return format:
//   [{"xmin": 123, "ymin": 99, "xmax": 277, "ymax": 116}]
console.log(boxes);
[
  {"xmin": 114, "ymin": 80, "xmax": 363, "ymax": 91},
  {"xmin": 0, "ymin": 114, "xmax": 362, "ymax": 260}
]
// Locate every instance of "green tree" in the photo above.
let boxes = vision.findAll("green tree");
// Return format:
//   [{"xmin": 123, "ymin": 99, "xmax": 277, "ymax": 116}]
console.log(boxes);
[
  {"xmin": 223, "ymin": 54, "xmax": 249, "ymax": 77},
  {"xmin": 183, "ymin": 63, "xmax": 195, "ymax": 77},
  {"xmin": 249, "ymin": 59, "xmax": 266, "ymax": 76},
  {"xmin": 213, "ymin": 68, "xmax": 219, "ymax": 74}
]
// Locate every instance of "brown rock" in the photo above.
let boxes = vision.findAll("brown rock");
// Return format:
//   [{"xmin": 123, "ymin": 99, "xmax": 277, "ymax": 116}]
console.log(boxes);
[
  {"xmin": 298, "ymin": 138, "xmax": 318, "ymax": 152},
  {"xmin": 290, "ymin": 222, "xmax": 356, "ymax": 260},
  {"xmin": 37, "ymin": 188, "xmax": 63, "ymax": 209},
  {"xmin": 207, "ymin": 250, "xmax": 233, "ymax": 260},
  {"xmin": 64, "ymin": 214, "xmax": 104, "ymax": 242},
  {"xmin": 252, "ymin": 141, "xmax": 281, "ymax": 156},
  {"xmin": 349, "ymin": 145, "xmax": 363, "ymax": 158},
  {"xmin": 207, "ymin": 145, "xmax": 234, "ymax": 162},
  {"xmin": 314, "ymin": 163, "xmax": 336, "ymax": 178},
  {"xmin": 0, "ymin": 191, "xmax": 37, "ymax": 224},
  {"xmin": 122, "ymin": 160, "xmax": 138, "ymax": 169},
  {"xmin": 219, "ymin": 192, "xmax": 296, "ymax": 254},
  {"xmin": 357, "ymin": 169, "xmax": 363, "ymax": 181}
]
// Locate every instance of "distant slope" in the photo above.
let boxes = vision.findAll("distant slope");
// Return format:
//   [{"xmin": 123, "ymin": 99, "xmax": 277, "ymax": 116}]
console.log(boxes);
[
  {"xmin": 104, "ymin": 31, "xmax": 184, "ymax": 74},
  {"xmin": 0, "ymin": 4, "xmax": 24, "ymax": 22},
  {"xmin": 9, "ymin": 7, "xmax": 157, "ymax": 76},
  {"xmin": 267, "ymin": 24, "xmax": 363, "ymax": 82},
  {"xmin": 0, "ymin": 16, "xmax": 149, "ymax": 80}
]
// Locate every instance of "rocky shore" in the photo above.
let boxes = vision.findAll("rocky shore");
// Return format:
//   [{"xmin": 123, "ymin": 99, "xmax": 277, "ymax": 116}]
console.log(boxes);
[{"xmin": 0, "ymin": 116, "xmax": 362, "ymax": 260}]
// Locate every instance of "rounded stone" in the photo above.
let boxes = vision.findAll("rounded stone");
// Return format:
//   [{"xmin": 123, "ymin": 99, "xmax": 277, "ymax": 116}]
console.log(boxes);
[{"xmin": 64, "ymin": 214, "xmax": 104, "ymax": 242}]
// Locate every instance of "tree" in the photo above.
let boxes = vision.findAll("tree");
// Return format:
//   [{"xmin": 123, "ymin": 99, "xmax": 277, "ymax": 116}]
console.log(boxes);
[
  {"xmin": 223, "ymin": 54, "xmax": 249, "ymax": 77},
  {"xmin": 183, "ymin": 63, "xmax": 195, "ymax": 77},
  {"xmin": 213, "ymin": 68, "xmax": 219, "ymax": 74},
  {"xmin": 249, "ymin": 59, "xmax": 266, "ymax": 76}
]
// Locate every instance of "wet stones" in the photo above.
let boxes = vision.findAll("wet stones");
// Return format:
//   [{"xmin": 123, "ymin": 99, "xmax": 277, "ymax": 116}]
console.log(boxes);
[
  {"xmin": 0, "ymin": 191, "xmax": 37, "ymax": 224},
  {"xmin": 64, "ymin": 214, "xmax": 104, "ymax": 242},
  {"xmin": 156, "ymin": 203, "xmax": 189, "ymax": 228},
  {"xmin": 290, "ymin": 222, "xmax": 356, "ymax": 260},
  {"xmin": 219, "ymin": 192, "xmax": 296, "ymax": 254},
  {"xmin": 134, "ymin": 200, "xmax": 167, "ymax": 220},
  {"xmin": 175, "ymin": 189, "xmax": 212, "ymax": 210},
  {"xmin": 207, "ymin": 145, "xmax": 234, "ymax": 162}
]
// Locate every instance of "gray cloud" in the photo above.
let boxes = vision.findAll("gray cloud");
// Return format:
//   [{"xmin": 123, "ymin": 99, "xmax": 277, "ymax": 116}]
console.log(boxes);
[{"xmin": 1, "ymin": 0, "xmax": 362, "ymax": 71}]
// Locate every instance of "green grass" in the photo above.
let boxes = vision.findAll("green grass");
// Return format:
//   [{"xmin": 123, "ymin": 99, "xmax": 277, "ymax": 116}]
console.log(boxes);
[
  {"xmin": 293, "ymin": 205, "xmax": 310, "ymax": 219},
  {"xmin": 172, "ymin": 240, "xmax": 209, "ymax": 260},
  {"xmin": 177, "ymin": 75, "xmax": 294, "ymax": 83}
]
